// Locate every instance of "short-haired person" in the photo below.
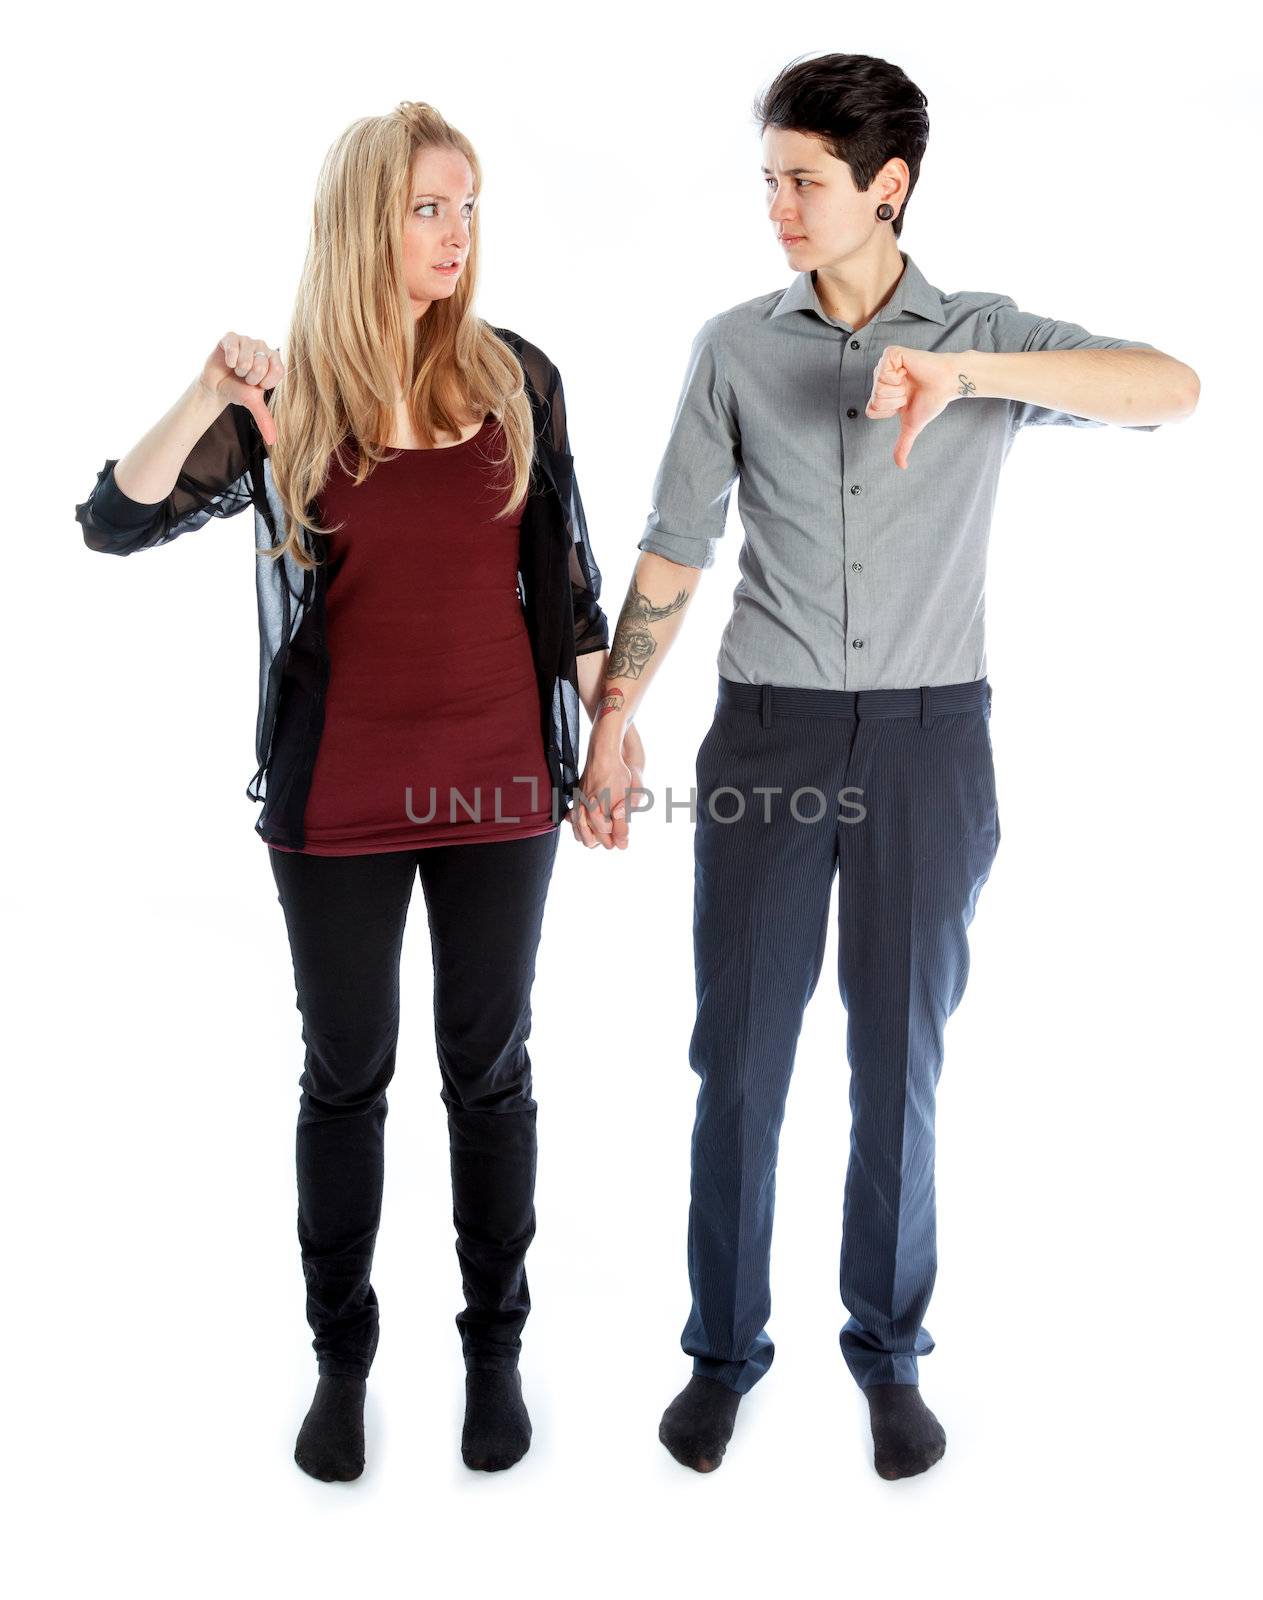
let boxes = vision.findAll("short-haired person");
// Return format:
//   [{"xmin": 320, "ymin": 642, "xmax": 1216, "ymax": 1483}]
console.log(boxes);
[{"xmin": 574, "ymin": 52, "xmax": 1198, "ymax": 1479}]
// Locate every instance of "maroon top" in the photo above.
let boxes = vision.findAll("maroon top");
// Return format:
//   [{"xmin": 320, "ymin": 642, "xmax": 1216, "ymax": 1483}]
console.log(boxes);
[{"xmin": 269, "ymin": 415, "xmax": 557, "ymax": 855}]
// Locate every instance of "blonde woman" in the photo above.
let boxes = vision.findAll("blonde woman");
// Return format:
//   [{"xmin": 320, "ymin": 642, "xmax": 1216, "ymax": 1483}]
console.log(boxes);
[{"xmin": 74, "ymin": 102, "xmax": 640, "ymax": 1481}]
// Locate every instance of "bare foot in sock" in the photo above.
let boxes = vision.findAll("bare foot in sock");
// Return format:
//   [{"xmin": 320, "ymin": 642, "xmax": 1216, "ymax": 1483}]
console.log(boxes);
[
  {"xmin": 865, "ymin": 1382, "xmax": 946, "ymax": 1479},
  {"xmin": 659, "ymin": 1374, "xmax": 743, "ymax": 1471},
  {"xmin": 462, "ymin": 1367, "xmax": 532, "ymax": 1471},
  {"xmin": 294, "ymin": 1375, "xmax": 366, "ymax": 1482}
]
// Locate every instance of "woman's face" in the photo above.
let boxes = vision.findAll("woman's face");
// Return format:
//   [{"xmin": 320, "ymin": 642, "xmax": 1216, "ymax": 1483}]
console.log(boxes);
[{"xmin": 403, "ymin": 145, "xmax": 477, "ymax": 316}]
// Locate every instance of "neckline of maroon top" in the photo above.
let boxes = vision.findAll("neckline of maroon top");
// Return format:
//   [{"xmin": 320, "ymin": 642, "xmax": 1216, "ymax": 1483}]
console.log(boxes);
[{"xmin": 383, "ymin": 414, "xmax": 493, "ymax": 453}]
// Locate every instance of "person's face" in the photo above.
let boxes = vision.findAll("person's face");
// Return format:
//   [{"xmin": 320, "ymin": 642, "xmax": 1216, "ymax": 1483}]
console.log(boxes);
[
  {"xmin": 402, "ymin": 145, "xmax": 477, "ymax": 315},
  {"xmin": 761, "ymin": 126, "xmax": 903, "ymax": 269}
]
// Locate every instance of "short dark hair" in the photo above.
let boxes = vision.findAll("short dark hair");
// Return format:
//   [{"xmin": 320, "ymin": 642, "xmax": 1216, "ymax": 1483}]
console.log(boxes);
[{"xmin": 752, "ymin": 53, "xmax": 930, "ymax": 240}]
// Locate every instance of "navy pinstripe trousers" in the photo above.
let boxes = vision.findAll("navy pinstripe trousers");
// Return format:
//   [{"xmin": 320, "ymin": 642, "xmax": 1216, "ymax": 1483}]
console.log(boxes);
[{"xmin": 683, "ymin": 672, "xmax": 1000, "ymax": 1393}]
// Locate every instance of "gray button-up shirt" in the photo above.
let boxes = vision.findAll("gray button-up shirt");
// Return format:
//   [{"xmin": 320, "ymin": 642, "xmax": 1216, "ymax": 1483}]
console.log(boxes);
[{"xmin": 637, "ymin": 251, "xmax": 1159, "ymax": 690}]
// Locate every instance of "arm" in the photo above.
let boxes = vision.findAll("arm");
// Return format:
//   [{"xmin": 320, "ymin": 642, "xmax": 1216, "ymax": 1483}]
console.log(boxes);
[
  {"xmin": 866, "ymin": 303, "xmax": 1198, "ymax": 468},
  {"xmin": 74, "ymin": 334, "xmax": 280, "ymax": 555},
  {"xmin": 573, "ymin": 317, "xmax": 740, "ymax": 850},
  {"xmin": 576, "ymin": 650, "xmax": 609, "ymax": 721},
  {"xmin": 596, "ymin": 552, "xmax": 703, "ymax": 729},
  {"xmin": 572, "ymin": 553, "xmax": 702, "ymax": 852},
  {"xmin": 533, "ymin": 350, "xmax": 636, "ymax": 764},
  {"xmin": 976, "ymin": 300, "xmax": 1198, "ymax": 430},
  {"xmin": 75, "ymin": 384, "xmax": 254, "ymax": 555},
  {"xmin": 541, "ymin": 357, "xmax": 611, "ymax": 663},
  {"xmin": 957, "ymin": 345, "xmax": 1197, "ymax": 429}
]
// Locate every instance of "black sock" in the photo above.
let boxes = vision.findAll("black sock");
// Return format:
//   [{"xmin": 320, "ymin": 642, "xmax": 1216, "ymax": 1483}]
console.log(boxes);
[
  {"xmin": 864, "ymin": 1382, "xmax": 946, "ymax": 1479},
  {"xmin": 659, "ymin": 1374, "xmax": 743, "ymax": 1471},
  {"xmin": 294, "ymin": 1375, "xmax": 366, "ymax": 1482},
  {"xmin": 462, "ymin": 1367, "xmax": 532, "ymax": 1471}
]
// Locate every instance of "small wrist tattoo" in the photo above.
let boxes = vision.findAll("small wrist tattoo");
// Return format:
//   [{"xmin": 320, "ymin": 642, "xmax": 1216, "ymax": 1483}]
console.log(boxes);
[{"xmin": 956, "ymin": 371, "xmax": 977, "ymax": 397}]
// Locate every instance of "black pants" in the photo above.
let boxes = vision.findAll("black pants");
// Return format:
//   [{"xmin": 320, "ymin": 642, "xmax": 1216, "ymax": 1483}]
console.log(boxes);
[{"xmin": 268, "ymin": 825, "xmax": 561, "ymax": 1378}]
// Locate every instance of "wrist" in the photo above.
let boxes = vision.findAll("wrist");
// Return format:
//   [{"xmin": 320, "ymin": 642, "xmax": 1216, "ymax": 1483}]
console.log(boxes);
[
  {"xmin": 185, "ymin": 375, "xmax": 230, "ymax": 421},
  {"xmin": 948, "ymin": 349, "xmax": 994, "ymax": 401},
  {"xmin": 592, "ymin": 683, "xmax": 631, "ymax": 738},
  {"xmin": 591, "ymin": 709, "xmax": 628, "ymax": 749}
]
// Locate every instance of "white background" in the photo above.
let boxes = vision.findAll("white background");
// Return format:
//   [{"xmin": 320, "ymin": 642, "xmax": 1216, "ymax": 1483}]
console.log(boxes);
[{"xmin": 8, "ymin": 0, "xmax": 1258, "ymax": 1594}]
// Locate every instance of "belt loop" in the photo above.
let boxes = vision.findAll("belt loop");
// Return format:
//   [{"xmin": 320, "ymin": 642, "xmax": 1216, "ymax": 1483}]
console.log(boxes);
[
  {"xmin": 920, "ymin": 685, "xmax": 932, "ymax": 728},
  {"xmin": 760, "ymin": 683, "xmax": 773, "ymax": 728}
]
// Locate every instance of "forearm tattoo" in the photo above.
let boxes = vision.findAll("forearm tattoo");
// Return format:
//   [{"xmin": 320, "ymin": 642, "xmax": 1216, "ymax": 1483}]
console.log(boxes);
[
  {"xmin": 607, "ymin": 577, "xmax": 689, "ymax": 680},
  {"xmin": 956, "ymin": 370, "xmax": 977, "ymax": 397}
]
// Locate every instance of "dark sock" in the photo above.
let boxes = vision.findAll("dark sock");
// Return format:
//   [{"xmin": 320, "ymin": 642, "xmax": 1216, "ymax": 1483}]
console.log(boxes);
[
  {"xmin": 864, "ymin": 1382, "xmax": 946, "ymax": 1479},
  {"xmin": 659, "ymin": 1374, "xmax": 743, "ymax": 1472},
  {"xmin": 294, "ymin": 1374, "xmax": 366, "ymax": 1482},
  {"xmin": 462, "ymin": 1367, "xmax": 532, "ymax": 1471}
]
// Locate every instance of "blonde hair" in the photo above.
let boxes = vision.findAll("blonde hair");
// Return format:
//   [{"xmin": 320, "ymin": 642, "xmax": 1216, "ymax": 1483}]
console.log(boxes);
[{"xmin": 264, "ymin": 100, "xmax": 535, "ymax": 569}]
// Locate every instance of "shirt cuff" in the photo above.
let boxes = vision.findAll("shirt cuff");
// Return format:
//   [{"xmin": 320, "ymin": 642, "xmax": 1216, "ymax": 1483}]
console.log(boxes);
[
  {"xmin": 637, "ymin": 532, "xmax": 715, "ymax": 569},
  {"xmin": 93, "ymin": 463, "xmax": 168, "ymax": 532}
]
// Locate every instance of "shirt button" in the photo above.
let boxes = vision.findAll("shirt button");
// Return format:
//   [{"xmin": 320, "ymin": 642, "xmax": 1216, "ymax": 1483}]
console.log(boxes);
[
  {"xmin": 851, "ymin": 639, "xmax": 864, "ymax": 649},
  {"xmin": 850, "ymin": 484, "xmax": 863, "ymax": 495},
  {"xmin": 846, "ymin": 407, "xmax": 858, "ymax": 418},
  {"xmin": 849, "ymin": 340, "xmax": 860, "ymax": 350},
  {"xmin": 852, "ymin": 561, "xmax": 862, "ymax": 571}
]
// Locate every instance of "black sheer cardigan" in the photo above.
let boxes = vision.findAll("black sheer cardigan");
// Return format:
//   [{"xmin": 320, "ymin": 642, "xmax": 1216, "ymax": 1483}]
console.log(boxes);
[{"xmin": 73, "ymin": 327, "xmax": 611, "ymax": 849}]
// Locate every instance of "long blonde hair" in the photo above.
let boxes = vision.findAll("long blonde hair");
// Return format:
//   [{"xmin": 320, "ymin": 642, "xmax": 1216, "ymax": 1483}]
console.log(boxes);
[{"xmin": 264, "ymin": 101, "xmax": 536, "ymax": 570}]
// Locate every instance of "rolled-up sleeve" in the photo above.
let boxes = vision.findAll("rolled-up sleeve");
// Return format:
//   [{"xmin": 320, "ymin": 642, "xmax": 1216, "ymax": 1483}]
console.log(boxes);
[
  {"xmin": 74, "ymin": 402, "xmax": 258, "ymax": 555},
  {"xmin": 983, "ymin": 297, "xmax": 1161, "ymax": 432},
  {"xmin": 637, "ymin": 316, "xmax": 741, "ymax": 569}
]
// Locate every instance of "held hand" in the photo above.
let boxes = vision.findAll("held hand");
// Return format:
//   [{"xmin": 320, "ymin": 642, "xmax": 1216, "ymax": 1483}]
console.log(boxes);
[
  {"xmin": 865, "ymin": 346, "xmax": 964, "ymax": 469},
  {"xmin": 570, "ymin": 722, "xmax": 645, "ymax": 852},
  {"xmin": 199, "ymin": 332, "xmax": 285, "ymax": 448}
]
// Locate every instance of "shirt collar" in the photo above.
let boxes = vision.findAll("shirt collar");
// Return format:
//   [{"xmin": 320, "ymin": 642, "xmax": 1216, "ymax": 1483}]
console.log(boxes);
[{"xmin": 770, "ymin": 250, "xmax": 946, "ymax": 329}]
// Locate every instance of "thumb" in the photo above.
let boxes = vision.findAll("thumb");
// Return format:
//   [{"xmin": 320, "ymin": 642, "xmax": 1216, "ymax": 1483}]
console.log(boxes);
[
  {"xmin": 893, "ymin": 413, "xmax": 921, "ymax": 470},
  {"xmin": 239, "ymin": 383, "xmax": 278, "ymax": 449},
  {"xmin": 585, "ymin": 788, "xmax": 613, "ymax": 834}
]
